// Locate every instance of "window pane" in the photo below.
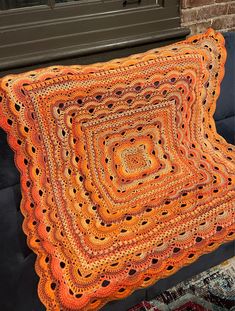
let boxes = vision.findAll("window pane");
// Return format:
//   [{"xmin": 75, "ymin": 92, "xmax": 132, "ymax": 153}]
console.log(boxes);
[
  {"xmin": 55, "ymin": 0, "xmax": 157, "ymax": 5},
  {"xmin": 0, "ymin": 0, "xmax": 47, "ymax": 10},
  {"xmin": 54, "ymin": 0, "xmax": 100, "ymax": 4},
  {"xmin": 55, "ymin": 0, "xmax": 83, "ymax": 2},
  {"xmin": 0, "ymin": 0, "xmax": 158, "ymax": 10}
]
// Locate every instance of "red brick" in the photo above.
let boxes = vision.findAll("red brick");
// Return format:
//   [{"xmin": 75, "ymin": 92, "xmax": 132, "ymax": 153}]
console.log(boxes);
[
  {"xmin": 228, "ymin": 2, "xmax": 235, "ymax": 14},
  {"xmin": 181, "ymin": 0, "xmax": 188, "ymax": 9},
  {"xmin": 182, "ymin": 0, "xmax": 215, "ymax": 9},
  {"xmin": 181, "ymin": 9, "xmax": 198, "ymax": 23},
  {"xmin": 212, "ymin": 14, "xmax": 235, "ymax": 29},
  {"xmin": 180, "ymin": 0, "xmax": 235, "ymax": 33},
  {"xmin": 215, "ymin": 0, "xmax": 233, "ymax": 2},
  {"xmin": 197, "ymin": 3, "xmax": 229, "ymax": 20},
  {"xmin": 186, "ymin": 21, "xmax": 212, "ymax": 34}
]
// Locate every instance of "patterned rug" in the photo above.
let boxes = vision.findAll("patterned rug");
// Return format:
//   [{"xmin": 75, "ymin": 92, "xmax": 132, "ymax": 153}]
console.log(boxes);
[{"xmin": 129, "ymin": 257, "xmax": 235, "ymax": 311}]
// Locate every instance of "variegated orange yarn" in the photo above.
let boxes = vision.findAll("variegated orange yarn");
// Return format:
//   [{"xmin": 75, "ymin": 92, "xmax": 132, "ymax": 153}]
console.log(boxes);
[{"xmin": 0, "ymin": 29, "xmax": 234, "ymax": 311}]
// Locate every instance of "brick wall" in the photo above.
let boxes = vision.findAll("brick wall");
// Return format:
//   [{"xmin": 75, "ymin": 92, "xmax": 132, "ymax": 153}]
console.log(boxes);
[{"xmin": 181, "ymin": 0, "xmax": 235, "ymax": 34}]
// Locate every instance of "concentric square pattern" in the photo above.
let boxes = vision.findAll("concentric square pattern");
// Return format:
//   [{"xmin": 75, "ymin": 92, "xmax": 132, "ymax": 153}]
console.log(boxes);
[
  {"xmin": 74, "ymin": 100, "xmax": 202, "ymax": 214},
  {"xmin": 0, "ymin": 29, "xmax": 234, "ymax": 311}
]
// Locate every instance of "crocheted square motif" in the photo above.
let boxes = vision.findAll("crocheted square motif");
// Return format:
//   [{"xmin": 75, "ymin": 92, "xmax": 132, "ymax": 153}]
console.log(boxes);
[{"xmin": 0, "ymin": 29, "xmax": 234, "ymax": 310}]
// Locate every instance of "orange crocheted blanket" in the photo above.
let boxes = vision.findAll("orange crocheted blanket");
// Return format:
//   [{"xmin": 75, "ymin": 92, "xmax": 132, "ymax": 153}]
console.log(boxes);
[{"xmin": 0, "ymin": 29, "xmax": 234, "ymax": 311}]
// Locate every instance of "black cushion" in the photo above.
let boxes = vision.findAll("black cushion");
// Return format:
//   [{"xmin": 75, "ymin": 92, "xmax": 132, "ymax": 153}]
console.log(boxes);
[
  {"xmin": 216, "ymin": 116, "xmax": 235, "ymax": 145},
  {"xmin": 215, "ymin": 32, "xmax": 235, "ymax": 145}
]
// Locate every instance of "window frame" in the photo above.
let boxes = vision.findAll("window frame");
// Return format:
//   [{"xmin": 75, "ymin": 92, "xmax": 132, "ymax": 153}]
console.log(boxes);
[
  {"xmin": 0, "ymin": 0, "xmax": 189, "ymax": 71},
  {"xmin": 0, "ymin": 0, "xmax": 159, "ymax": 12}
]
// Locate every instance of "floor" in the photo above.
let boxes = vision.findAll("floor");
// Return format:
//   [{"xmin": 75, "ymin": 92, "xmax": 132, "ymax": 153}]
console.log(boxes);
[{"xmin": 129, "ymin": 257, "xmax": 235, "ymax": 311}]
